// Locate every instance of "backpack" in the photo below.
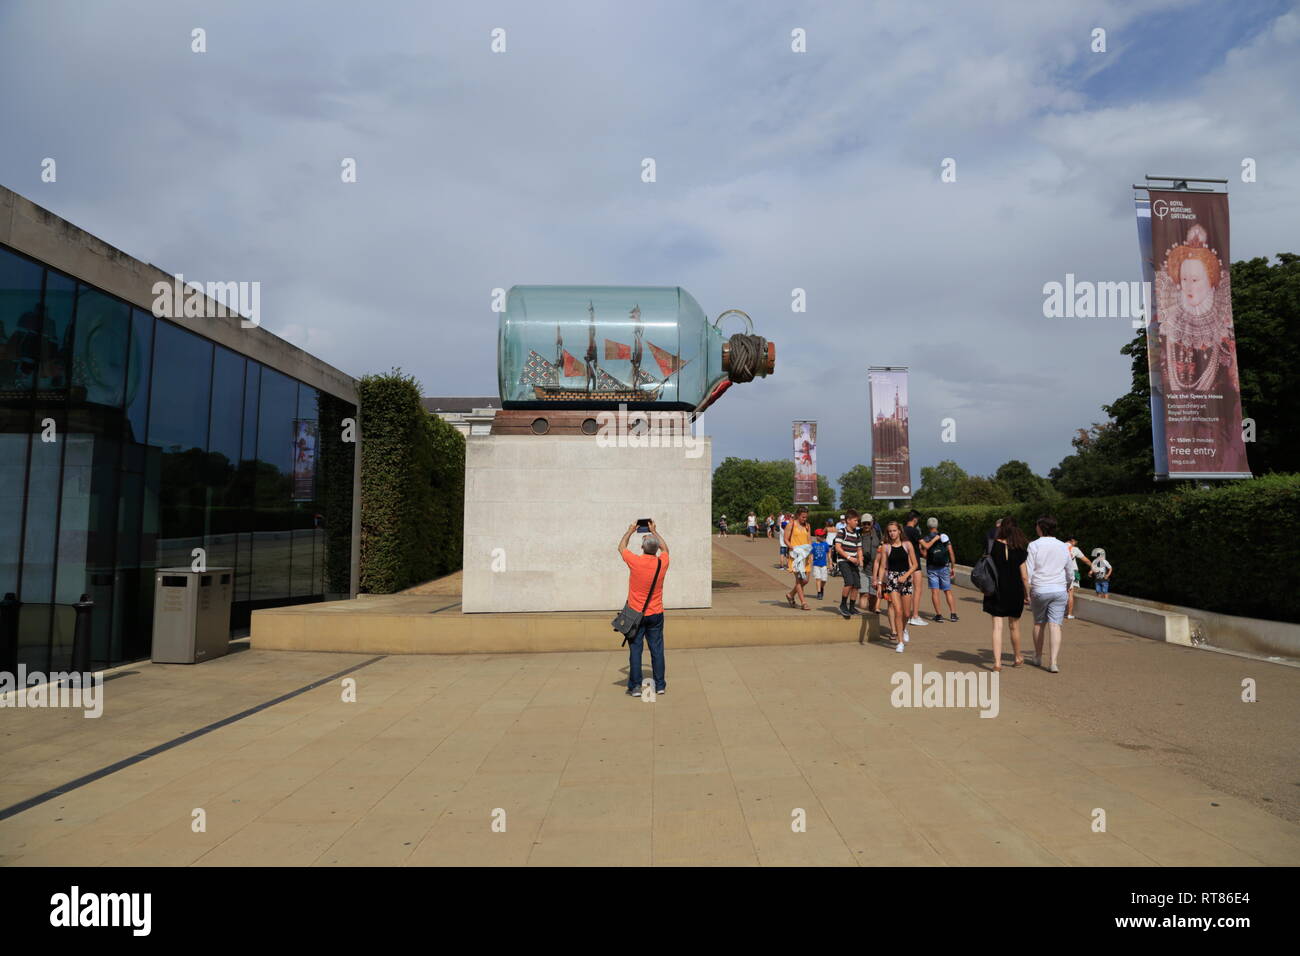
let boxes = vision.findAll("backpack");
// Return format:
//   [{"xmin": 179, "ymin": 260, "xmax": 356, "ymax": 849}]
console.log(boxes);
[{"xmin": 970, "ymin": 537, "xmax": 1000, "ymax": 597}]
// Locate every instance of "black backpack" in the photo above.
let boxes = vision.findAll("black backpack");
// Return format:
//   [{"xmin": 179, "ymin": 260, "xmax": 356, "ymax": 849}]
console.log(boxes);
[{"xmin": 970, "ymin": 538, "xmax": 1000, "ymax": 597}]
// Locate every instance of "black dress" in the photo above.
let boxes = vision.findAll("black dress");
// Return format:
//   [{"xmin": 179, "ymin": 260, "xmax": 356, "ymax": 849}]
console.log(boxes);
[{"xmin": 981, "ymin": 541, "xmax": 1026, "ymax": 618}]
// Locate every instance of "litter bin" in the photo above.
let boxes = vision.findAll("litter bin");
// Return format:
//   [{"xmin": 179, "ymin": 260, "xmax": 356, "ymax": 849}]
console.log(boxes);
[{"xmin": 151, "ymin": 567, "xmax": 234, "ymax": 664}]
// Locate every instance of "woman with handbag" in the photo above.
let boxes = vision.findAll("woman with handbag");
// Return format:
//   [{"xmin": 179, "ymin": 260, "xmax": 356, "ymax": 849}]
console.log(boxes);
[{"xmin": 982, "ymin": 516, "xmax": 1030, "ymax": 671}]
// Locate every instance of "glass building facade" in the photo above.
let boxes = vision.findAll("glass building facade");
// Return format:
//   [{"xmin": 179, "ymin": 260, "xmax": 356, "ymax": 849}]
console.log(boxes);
[{"xmin": 0, "ymin": 241, "xmax": 356, "ymax": 671}]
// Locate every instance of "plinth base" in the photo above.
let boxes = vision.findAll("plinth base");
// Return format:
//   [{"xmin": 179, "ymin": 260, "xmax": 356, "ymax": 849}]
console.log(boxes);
[{"xmin": 461, "ymin": 433, "xmax": 712, "ymax": 612}]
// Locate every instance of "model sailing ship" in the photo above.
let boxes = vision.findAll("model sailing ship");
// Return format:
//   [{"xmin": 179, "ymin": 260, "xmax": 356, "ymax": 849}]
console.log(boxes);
[{"xmin": 518, "ymin": 302, "xmax": 689, "ymax": 403}]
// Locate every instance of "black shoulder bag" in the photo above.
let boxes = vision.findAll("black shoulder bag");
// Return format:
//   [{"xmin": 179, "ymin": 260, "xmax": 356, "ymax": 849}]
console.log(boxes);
[
  {"xmin": 970, "ymin": 536, "xmax": 1000, "ymax": 597},
  {"xmin": 612, "ymin": 558, "xmax": 662, "ymax": 646}
]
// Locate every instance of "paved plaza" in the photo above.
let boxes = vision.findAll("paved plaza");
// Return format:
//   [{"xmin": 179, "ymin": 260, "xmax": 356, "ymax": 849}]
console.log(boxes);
[{"xmin": 1, "ymin": 538, "xmax": 1296, "ymax": 866}]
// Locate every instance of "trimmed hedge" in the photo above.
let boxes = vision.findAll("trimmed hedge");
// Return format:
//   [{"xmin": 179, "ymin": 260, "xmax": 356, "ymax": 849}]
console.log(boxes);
[
  {"xmin": 358, "ymin": 370, "xmax": 465, "ymax": 593},
  {"xmin": 791, "ymin": 475, "xmax": 1299, "ymax": 622}
]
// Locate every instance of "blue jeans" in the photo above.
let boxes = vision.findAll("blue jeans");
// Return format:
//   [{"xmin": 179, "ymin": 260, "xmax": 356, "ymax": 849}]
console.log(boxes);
[{"xmin": 628, "ymin": 613, "xmax": 665, "ymax": 692}]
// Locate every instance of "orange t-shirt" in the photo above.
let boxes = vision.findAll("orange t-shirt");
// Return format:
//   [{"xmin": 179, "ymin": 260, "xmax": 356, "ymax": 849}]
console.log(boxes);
[{"xmin": 622, "ymin": 549, "xmax": 669, "ymax": 615}]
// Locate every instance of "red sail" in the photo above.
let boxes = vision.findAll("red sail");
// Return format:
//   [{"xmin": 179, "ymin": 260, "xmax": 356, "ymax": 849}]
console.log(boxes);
[
  {"xmin": 604, "ymin": 339, "xmax": 631, "ymax": 360},
  {"xmin": 562, "ymin": 349, "xmax": 583, "ymax": 378},
  {"xmin": 648, "ymin": 341, "xmax": 681, "ymax": 377}
]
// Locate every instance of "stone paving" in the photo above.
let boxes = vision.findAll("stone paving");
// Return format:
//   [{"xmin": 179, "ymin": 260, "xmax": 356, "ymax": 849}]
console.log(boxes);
[{"xmin": 1, "ymin": 537, "xmax": 1297, "ymax": 866}]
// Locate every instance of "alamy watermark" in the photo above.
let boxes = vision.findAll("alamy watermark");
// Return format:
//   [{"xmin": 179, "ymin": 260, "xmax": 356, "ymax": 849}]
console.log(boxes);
[
  {"xmin": 0, "ymin": 666, "xmax": 103, "ymax": 717},
  {"xmin": 152, "ymin": 273, "xmax": 261, "ymax": 328},
  {"xmin": 1043, "ymin": 275, "xmax": 1151, "ymax": 325},
  {"xmin": 595, "ymin": 404, "xmax": 703, "ymax": 458},
  {"xmin": 890, "ymin": 664, "xmax": 999, "ymax": 718}
]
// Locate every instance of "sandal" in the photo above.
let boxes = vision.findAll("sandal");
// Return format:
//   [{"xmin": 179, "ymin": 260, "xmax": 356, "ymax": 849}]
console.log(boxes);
[
  {"xmin": 799, "ymin": 603, "xmax": 810, "ymax": 611},
  {"xmin": 786, "ymin": 594, "xmax": 796, "ymax": 608},
  {"xmin": 1012, "ymin": 656, "xmax": 1024, "ymax": 667}
]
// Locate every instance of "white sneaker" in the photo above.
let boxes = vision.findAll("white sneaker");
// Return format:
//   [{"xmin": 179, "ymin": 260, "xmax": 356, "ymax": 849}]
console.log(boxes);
[
  {"xmin": 902, "ymin": 629, "xmax": 910, "ymax": 643},
  {"xmin": 895, "ymin": 640, "xmax": 905, "ymax": 653},
  {"xmin": 908, "ymin": 617, "xmax": 929, "ymax": 626},
  {"xmin": 1066, "ymin": 614, "xmax": 1075, "ymax": 620},
  {"xmin": 1049, "ymin": 664, "xmax": 1060, "ymax": 673}
]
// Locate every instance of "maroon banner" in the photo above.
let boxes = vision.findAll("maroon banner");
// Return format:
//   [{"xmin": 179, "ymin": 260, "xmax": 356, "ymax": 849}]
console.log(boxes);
[
  {"xmin": 1147, "ymin": 190, "xmax": 1251, "ymax": 478},
  {"xmin": 793, "ymin": 421, "xmax": 818, "ymax": 504},
  {"xmin": 869, "ymin": 368, "xmax": 911, "ymax": 499}
]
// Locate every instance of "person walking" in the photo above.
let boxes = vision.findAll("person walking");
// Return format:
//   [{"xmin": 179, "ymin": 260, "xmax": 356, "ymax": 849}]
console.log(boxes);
[
  {"xmin": 1027, "ymin": 515, "xmax": 1074, "ymax": 673},
  {"xmin": 982, "ymin": 516, "xmax": 1030, "ymax": 671},
  {"xmin": 717, "ymin": 514, "xmax": 728, "ymax": 537},
  {"xmin": 618, "ymin": 520, "xmax": 671, "ymax": 696},
  {"xmin": 765, "ymin": 514, "xmax": 775, "ymax": 538},
  {"xmin": 1064, "ymin": 535, "xmax": 1092, "ymax": 619},
  {"xmin": 746, "ymin": 511, "xmax": 757, "ymax": 541},
  {"xmin": 856, "ymin": 512, "xmax": 882, "ymax": 614},
  {"xmin": 921, "ymin": 517, "xmax": 959, "ymax": 622},
  {"xmin": 875, "ymin": 520, "xmax": 918, "ymax": 652},
  {"xmin": 1090, "ymin": 548, "xmax": 1113, "ymax": 598},
  {"xmin": 784, "ymin": 507, "xmax": 813, "ymax": 610},
  {"xmin": 834, "ymin": 509, "xmax": 863, "ymax": 619},
  {"xmin": 903, "ymin": 511, "xmax": 929, "ymax": 628},
  {"xmin": 810, "ymin": 528, "xmax": 830, "ymax": 599},
  {"xmin": 825, "ymin": 521, "xmax": 840, "ymax": 578},
  {"xmin": 776, "ymin": 512, "xmax": 789, "ymax": 568}
]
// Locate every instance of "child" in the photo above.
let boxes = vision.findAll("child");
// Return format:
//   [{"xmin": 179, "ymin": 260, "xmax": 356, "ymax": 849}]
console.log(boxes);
[
  {"xmin": 810, "ymin": 528, "xmax": 830, "ymax": 598},
  {"xmin": 824, "ymin": 521, "xmax": 840, "ymax": 577},
  {"xmin": 1090, "ymin": 547, "xmax": 1113, "ymax": 598}
]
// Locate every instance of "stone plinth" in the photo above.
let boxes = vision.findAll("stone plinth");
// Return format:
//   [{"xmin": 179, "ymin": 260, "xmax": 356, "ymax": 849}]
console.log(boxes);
[{"xmin": 461, "ymin": 434, "xmax": 711, "ymax": 612}]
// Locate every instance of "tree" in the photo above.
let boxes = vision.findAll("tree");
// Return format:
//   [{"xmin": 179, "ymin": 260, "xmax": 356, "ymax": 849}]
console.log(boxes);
[
  {"xmin": 954, "ymin": 475, "xmax": 1014, "ymax": 505},
  {"xmin": 815, "ymin": 474, "xmax": 836, "ymax": 510},
  {"xmin": 993, "ymin": 460, "xmax": 1056, "ymax": 503},
  {"xmin": 913, "ymin": 460, "xmax": 969, "ymax": 506},
  {"xmin": 713, "ymin": 457, "xmax": 834, "ymax": 517},
  {"xmin": 837, "ymin": 464, "xmax": 873, "ymax": 511},
  {"xmin": 756, "ymin": 494, "xmax": 781, "ymax": 520}
]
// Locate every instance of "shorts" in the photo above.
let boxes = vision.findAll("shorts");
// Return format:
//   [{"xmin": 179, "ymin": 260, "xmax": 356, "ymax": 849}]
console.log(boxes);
[
  {"xmin": 1070, "ymin": 570, "xmax": 1080, "ymax": 590},
  {"xmin": 926, "ymin": 566, "xmax": 952, "ymax": 591},
  {"xmin": 1031, "ymin": 590, "xmax": 1068, "ymax": 625},
  {"xmin": 838, "ymin": 560, "xmax": 861, "ymax": 589},
  {"xmin": 884, "ymin": 569, "xmax": 913, "ymax": 596},
  {"xmin": 1095, "ymin": 579, "xmax": 1110, "ymax": 594},
  {"xmin": 812, "ymin": 564, "xmax": 827, "ymax": 582}
]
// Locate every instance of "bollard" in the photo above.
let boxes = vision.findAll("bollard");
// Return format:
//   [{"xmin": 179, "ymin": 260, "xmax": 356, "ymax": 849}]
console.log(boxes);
[
  {"xmin": 71, "ymin": 594, "xmax": 94, "ymax": 673},
  {"xmin": 0, "ymin": 592, "xmax": 18, "ymax": 679}
]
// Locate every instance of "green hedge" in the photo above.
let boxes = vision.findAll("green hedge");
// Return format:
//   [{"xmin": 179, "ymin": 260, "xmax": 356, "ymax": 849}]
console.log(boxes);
[
  {"xmin": 358, "ymin": 370, "xmax": 465, "ymax": 593},
  {"xmin": 791, "ymin": 476, "xmax": 1298, "ymax": 622}
]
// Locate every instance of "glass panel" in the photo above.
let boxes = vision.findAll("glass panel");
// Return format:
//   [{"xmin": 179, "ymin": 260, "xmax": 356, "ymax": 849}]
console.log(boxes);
[
  {"xmin": 252, "ymin": 367, "xmax": 295, "ymax": 602},
  {"xmin": 0, "ymin": 247, "xmax": 44, "ymax": 393},
  {"xmin": 39, "ymin": 271, "xmax": 76, "ymax": 392},
  {"xmin": 236, "ymin": 363, "xmax": 260, "ymax": 603},
  {"xmin": 0, "ymin": 434, "xmax": 29, "ymax": 596},
  {"xmin": 290, "ymin": 384, "xmax": 320, "ymax": 597},
  {"xmin": 206, "ymin": 347, "xmax": 244, "ymax": 579},
  {"xmin": 147, "ymin": 321, "xmax": 212, "ymax": 572},
  {"xmin": 20, "ymin": 414, "xmax": 62, "ymax": 605},
  {"xmin": 71, "ymin": 287, "xmax": 131, "ymax": 408},
  {"xmin": 124, "ymin": 309, "xmax": 153, "ymax": 444}
]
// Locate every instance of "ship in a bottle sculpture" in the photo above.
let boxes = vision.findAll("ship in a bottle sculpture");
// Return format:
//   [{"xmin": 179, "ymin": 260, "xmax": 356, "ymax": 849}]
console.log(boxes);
[{"xmin": 499, "ymin": 285, "xmax": 775, "ymax": 414}]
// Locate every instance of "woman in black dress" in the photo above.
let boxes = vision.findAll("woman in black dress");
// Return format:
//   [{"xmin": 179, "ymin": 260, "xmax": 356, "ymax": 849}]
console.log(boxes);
[{"xmin": 982, "ymin": 516, "xmax": 1031, "ymax": 670}]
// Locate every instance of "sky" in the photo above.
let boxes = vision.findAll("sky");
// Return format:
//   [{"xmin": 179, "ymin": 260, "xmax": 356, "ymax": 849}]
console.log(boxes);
[{"xmin": 2, "ymin": 0, "xmax": 1297, "ymax": 491}]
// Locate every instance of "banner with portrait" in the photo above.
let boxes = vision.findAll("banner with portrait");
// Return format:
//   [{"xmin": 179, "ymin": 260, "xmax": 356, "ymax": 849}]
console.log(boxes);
[
  {"xmin": 1145, "ymin": 190, "xmax": 1251, "ymax": 479},
  {"xmin": 792, "ymin": 420, "xmax": 817, "ymax": 504},
  {"xmin": 1134, "ymin": 198, "xmax": 1169, "ymax": 478},
  {"xmin": 868, "ymin": 367, "xmax": 911, "ymax": 499},
  {"xmin": 292, "ymin": 419, "xmax": 318, "ymax": 501}
]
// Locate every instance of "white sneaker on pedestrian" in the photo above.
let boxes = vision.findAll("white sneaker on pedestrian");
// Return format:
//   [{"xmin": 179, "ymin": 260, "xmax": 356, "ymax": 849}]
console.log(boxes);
[
  {"xmin": 1066, "ymin": 614, "xmax": 1075, "ymax": 620},
  {"xmin": 902, "ymin": 629, "xmax": 910, "ymax": 643},
  {"xmin": 1049, "ymin": 664, "xmax": 1059, "ymax": 673},
  {"xmin": 908, "ymin": 617, "xmax": 929, "ymax": 626},
  {"xmin": 895, "ymin": 640, "xmax": 905, "ymax": 653}
]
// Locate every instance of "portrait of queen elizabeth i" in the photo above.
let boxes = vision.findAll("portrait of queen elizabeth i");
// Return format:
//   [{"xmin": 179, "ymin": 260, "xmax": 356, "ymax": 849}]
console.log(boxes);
[{"xmin": 1153, "ymin": 223, "xmax": 1238, "ymax": 395}]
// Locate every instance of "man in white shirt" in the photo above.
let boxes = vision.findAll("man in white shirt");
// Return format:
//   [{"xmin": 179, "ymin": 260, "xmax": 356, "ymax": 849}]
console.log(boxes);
[{"xmin": 1025, "ymin": 515, "xmax": 1075, "ymax": 673}]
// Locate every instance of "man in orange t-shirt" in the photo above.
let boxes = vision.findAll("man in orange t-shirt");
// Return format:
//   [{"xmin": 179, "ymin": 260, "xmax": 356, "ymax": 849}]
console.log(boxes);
[{"xmin": 619, "ymin": 520, "xmax": 671, "ymax": 697}]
